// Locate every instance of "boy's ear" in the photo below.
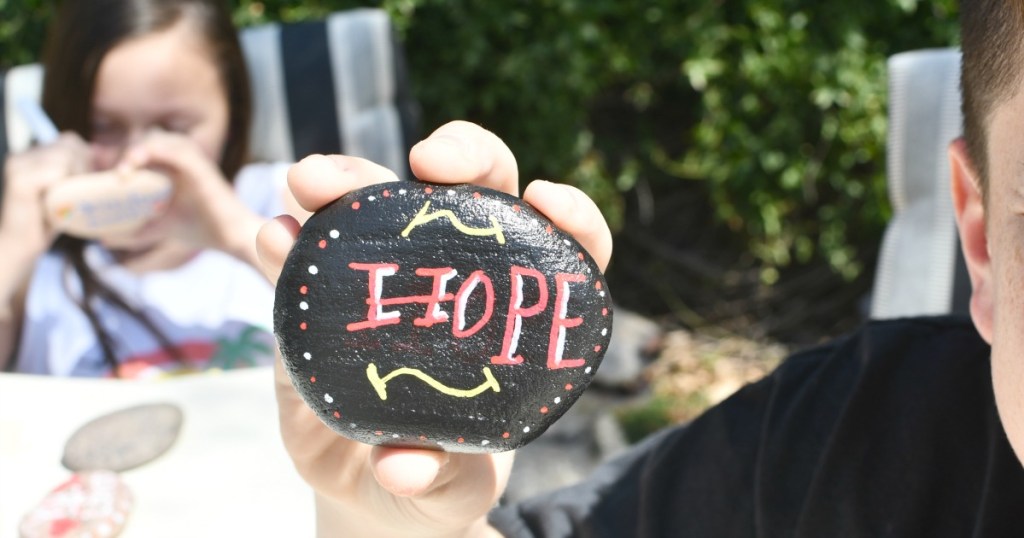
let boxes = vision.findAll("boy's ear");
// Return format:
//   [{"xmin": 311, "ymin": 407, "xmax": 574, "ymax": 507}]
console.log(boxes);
[{"xmin": 949, "ymin": 137, "xmax": 993, "ymax": 343}]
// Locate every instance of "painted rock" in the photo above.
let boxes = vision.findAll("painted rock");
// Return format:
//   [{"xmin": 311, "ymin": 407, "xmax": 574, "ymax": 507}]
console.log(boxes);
[
  {"xmin": 62, "ymin": 403, "xmax": 183, "ymax": 472},
  {"xmin": 44, "ymin": 169, "xmax": 172, "ymax": 239},
  {"xmin": 19, "ymin": 470, "xmax": 133, "ymax": 538},
  {"xmin": 274, "ymin": 182, "xmax": 613, "ymax": 453}
]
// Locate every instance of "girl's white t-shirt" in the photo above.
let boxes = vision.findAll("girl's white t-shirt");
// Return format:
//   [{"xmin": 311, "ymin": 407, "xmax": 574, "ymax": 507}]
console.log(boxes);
[{"xmin": 14, "ymin": 162, "xmax": 290, "ymax": 379}]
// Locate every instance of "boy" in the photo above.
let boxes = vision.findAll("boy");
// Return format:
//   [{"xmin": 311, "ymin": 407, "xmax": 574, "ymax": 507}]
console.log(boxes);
[{"xmin": 257, "ymin": 0, "xmax": 1024, "ymax": 534}]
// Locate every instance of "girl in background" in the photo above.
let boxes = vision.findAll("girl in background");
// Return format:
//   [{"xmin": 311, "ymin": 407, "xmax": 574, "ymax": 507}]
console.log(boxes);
[{"xmin": 0, "ymin": 0, "xmax": 295, "ymax": 377}]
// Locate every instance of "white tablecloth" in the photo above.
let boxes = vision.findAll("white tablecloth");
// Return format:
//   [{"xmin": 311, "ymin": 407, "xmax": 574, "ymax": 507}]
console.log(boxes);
[{"xmin": 0, "ymin": 368, "xmax": 314, "ymax": 537}]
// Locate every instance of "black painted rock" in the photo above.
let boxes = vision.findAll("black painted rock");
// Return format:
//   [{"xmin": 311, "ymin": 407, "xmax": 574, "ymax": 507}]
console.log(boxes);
[
  {"xmin": 62, "ymin": 403, "xmax": 183, "ymax": 472},
  {"xmin": 274, "ymin": 182, "xmax": 613, "ymax": 453}
]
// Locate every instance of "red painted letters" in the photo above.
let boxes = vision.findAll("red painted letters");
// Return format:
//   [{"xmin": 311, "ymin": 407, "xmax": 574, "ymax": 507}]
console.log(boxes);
[
  {"xmin": 453, "ymin": 270, "xmax": 495, "ymax": 338},
  {"xmin": 346, "ymin": 263, "xmax": 401, "ymax": 331},
  {"xmin": 491, "ymin": 266, "xmax": 549, "ymax": 365},
  {"xmin": 548, "ymin": 273, "xmax": 586, "ymax": 369},
  {"xmin": 347, "ymin": 262, "xmax": 586, "ymax": 369},
  {"xmin": 412, "ymin": 267, "xmax": 457, "ymax": 327}
]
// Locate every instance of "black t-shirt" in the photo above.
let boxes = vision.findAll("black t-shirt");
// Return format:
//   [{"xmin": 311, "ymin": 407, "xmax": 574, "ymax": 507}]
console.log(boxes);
[{"xmin": 490, "ymin": 316, "xmax": 1024, "ymax": 537}]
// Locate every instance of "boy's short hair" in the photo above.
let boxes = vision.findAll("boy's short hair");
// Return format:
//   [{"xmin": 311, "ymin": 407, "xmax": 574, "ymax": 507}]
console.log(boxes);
[{"xmin": 960, "ymin": 0, "xmax": 1024, "ymax": 192}]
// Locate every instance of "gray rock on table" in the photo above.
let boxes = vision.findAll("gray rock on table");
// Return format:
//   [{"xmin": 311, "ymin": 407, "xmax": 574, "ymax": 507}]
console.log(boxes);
[{"xmin": 62, "ymin": 403, "xmax": 183, "ymax": 472}]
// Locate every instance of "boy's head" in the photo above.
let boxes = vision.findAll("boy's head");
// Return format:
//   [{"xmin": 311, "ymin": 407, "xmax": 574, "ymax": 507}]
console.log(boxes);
[
  {"xmin": 953, "ymin": 0, "xmax": 1024, "ymax": 466},
  {"xmin": 960, "ymin": 0, "xmax": 1024, "ymax": 193}
]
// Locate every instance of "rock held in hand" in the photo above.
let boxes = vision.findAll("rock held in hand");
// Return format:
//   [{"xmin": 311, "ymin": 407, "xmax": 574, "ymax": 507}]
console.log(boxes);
[
  {"xmin": 44, "ymin": 169, "xmax": 172, "ymax": 239},
  {"xmin": 274, "ymin": 182, "xmax": 613, "ymax": 453}
]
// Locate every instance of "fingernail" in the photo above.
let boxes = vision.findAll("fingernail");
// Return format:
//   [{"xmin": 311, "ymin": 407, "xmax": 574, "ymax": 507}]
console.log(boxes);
[
  {"xmin": 293, "ymin": 154, "xmax": 354, "ymax": 189},
  {"xmin": 530, "ymin": 178, "xmax": 565, "ymax": 199},
  {"xmin": 319, "ymin": 155, "xmax": 356, "ymax": 181},
  {"xmin": 427, "ymin": 134, "xmax": 481, "ymax": 166}
]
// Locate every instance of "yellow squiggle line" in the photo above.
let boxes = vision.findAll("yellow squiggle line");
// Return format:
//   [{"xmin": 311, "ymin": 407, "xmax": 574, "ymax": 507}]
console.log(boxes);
[
  {"xmin": 401, "ymin": 201, "xmax": 506, "ymax": 244},
  {"xmin": 366, "ymin": 363, "xmax": 501, "ymax": 400}
]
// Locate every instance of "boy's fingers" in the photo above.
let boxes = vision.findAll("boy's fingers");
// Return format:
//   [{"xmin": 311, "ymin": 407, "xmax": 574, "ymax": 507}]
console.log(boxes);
[
  {"xmin": 523, "ymin": 180, "xmax": 613, "ymax": 272},
  {"xmin": 256, "ymin": 214, "xmax": 301, "ymax": 285},
  {"xmin": 288, "ymin": 154, "xmax": 400, "ymax": 213},
  {"xmin": 370, "ymin": 447, "xmax": 450, "ymax": 498},
  {"xmin": 409, "ymin": 121, "xmax": 519, "ymax": 196}
]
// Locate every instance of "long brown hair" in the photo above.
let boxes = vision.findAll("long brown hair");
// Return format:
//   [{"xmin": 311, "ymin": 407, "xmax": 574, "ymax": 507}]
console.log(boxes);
[
  {"xmin": 39, "ymin": 0, "xmax": 252, "ymax": 375},
  {"xmin": 960, "ymin": 0, "xmax": 1024, "ymax": 196}
]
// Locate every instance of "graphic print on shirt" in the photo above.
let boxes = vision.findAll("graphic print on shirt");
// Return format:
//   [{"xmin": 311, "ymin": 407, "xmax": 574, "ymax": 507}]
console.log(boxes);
[{"xmin": 112, "ymin": 323, "xmax": 275, "ymax": 379}]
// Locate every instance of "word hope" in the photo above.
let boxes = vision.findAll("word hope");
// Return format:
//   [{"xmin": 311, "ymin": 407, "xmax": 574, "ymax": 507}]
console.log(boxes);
[{"xmin": 346, "ymin": 262, "xmax": 588, "ymax": 370}]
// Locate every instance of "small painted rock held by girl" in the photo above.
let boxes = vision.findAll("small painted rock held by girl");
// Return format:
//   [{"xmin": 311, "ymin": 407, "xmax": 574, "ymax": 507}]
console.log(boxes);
[
  {"xmin": 274, "ymin": 181, "xmax": 613, "ymax": 453},
  {"xmin": 44, "ymin": 169, "xmax": 172, "ymax": 239}
]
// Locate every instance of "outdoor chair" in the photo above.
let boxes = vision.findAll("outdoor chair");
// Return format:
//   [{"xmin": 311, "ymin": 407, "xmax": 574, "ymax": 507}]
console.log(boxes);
[
  {"xmin": 0, "ymin": 7, "xmax": 419, "ymax": 182},
  {"xmin": 870, "ymin": 47, "xmax": 970, "ymax": 319}
]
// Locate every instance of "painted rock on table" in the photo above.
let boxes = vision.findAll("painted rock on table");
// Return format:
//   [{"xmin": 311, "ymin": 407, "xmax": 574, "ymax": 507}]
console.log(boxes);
[
  {"xmin": 19, "ymin": 470, "xmax": 133, "ymax": 538},
  {"xmin": 62, "ymin": 403, "xmax": 183, "ymax": 472},
  {"xmin": 274, "ymin": 182, "xmax": 613, "ymax": 453}
]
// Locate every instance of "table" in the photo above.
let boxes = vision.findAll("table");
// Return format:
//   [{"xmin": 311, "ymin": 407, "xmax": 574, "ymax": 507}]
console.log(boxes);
[{"xmin": 0, "ymin": 368, "xmax": 314, "ymax": 537}]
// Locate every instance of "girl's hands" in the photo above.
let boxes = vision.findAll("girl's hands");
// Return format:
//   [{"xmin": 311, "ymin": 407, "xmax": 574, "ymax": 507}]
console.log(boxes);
[
  {"xmin": 0, "ymin": 132, "xmax": 92, "ymax": 368},
  {"xmin": 255, "ymin": 121, "xmax": 612, "ymax": 537},
  {"xmin": 0, "ymin": 133, "xmax": 91, "ymax": 296},
  {"xmin": 116, "ymin": 130, "xmax": 263, "ymax": 266}
]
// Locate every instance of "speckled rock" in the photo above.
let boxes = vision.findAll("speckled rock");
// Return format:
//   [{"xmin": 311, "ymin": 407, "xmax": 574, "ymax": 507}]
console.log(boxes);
[
  {"xmin": 20, "ymin": 470, "xmax": 133, "ymax": 538},
  {"xmin": 274, "ymin": 182, "xmax": 612, "ymax": 453}
]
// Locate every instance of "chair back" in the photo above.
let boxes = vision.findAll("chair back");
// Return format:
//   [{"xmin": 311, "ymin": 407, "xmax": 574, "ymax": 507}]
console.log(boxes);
[{"xmin": 870, "ymin": 48, "xmax": 970, "ymax": 319}]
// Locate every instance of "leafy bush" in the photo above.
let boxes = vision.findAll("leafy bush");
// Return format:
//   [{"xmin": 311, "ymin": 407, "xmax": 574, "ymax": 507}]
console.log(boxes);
[
  {"xmin": 397, "ymin": 0, "xmax": 960, "ymax": 282},
  {"xmin": 0, "ymin": 0, "xmax": 50, "ymax": 68},
  {"xmin": 235, "ymin": 0, "xmax": 958, "ymax": 283},
  {"xmin": 3, "ymin": 0, "xmax": 960, "ymax": 284}
]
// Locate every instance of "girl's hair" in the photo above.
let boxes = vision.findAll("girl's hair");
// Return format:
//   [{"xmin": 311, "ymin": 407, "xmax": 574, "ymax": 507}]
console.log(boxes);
[{"xmin": 39, "ymin": 0, "xmax": 252, "ymax": 375}]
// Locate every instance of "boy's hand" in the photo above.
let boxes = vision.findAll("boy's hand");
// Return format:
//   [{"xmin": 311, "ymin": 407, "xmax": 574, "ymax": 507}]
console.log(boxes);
[{"xmin": 256, "ymin": 121, "xmax": 612, "ymax": 537}]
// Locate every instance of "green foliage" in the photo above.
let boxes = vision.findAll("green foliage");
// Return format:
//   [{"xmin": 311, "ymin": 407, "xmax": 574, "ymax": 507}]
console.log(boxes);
[
  {"xmin": 614, "ymin": 395, "xmax": 684, "ymax": 445},
  {"xmin": 615, "ymin": 393, "xmax": 708, "ymax": 444},
  {"xmin": 0, "ymin": 0, "xmax": 52, "ymax": 69},
  {"xmin": 665, "ymin": 0, "xmax": 960, "ymax": 279},
  {"xmin": 386, "ymin": 0, "xmax": 958, "ymax": 279},
  {"xmin": 1, "ymin": 0, "xmax": 960, "ymax": 280}
]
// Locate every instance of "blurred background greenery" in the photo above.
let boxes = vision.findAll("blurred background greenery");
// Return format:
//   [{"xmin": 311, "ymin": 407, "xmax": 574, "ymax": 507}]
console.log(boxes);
[{"xmin": 1, "ymin": 0, "xmax": 959, "ymax": 344}]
